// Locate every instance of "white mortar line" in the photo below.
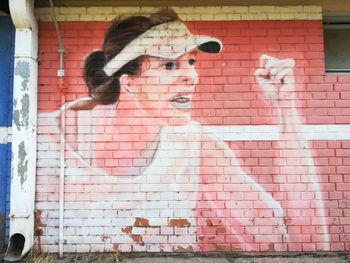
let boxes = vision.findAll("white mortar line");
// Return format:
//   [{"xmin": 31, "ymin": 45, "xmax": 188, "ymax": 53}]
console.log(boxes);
[{"xmin": 202, "ymin": 125, "xmax": 350, "ymax": 141}]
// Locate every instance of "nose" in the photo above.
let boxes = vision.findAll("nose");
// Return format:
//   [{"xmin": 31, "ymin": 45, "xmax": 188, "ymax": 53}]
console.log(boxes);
[{"xmin": 179, "ymin": 62, "xmax": 198, "ymax": 86}]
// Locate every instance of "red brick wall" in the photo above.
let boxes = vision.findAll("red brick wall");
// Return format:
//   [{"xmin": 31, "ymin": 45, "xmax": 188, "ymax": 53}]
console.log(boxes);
[{"xmin": 36, "ymin": 18, "xmax": 350, "ymax": 253}]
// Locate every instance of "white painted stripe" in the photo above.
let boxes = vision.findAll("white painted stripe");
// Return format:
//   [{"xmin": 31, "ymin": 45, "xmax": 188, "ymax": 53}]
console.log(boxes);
[
  {"xmin": 0, "ymin": 127, "xmax": 12, "ymax": 144},
  {"xmin": 202, "ymin": 125, "xmax": 350, "ymax": 141},
  {"xmin": 3, "ymin": 124, "xmax": 350, "ymax": 143}
]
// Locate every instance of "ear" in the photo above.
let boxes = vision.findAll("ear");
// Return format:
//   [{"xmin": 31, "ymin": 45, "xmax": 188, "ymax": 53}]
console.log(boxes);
[
  {"xmin": 119, "ymin": 74, "xmax": 133, "ymax": 94},
  {"xmin": 120, "ymin": 74, "xmax": 143, "ymax": 99}
]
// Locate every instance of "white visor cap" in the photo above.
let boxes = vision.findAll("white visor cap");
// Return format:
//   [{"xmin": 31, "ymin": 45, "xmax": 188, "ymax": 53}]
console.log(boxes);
[{"xmin": 103, "ymin": 21, "xmax": 222, "ymax": 76}]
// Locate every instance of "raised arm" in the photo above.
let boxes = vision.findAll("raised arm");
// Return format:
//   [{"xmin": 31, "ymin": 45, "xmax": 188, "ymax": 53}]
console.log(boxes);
[{"xmin": 254, "ymin": 55, "xmax": 330, "ymax": 250}]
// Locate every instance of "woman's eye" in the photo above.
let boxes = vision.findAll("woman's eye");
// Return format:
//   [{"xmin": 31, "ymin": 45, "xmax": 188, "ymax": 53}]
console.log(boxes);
[
  {"xmin": 188, "ymin": 59, "xmax": 196, "ymax": 66},
  {"xmin": 163, "ymin": 61, "xmax": 176, "ymax": 70}
]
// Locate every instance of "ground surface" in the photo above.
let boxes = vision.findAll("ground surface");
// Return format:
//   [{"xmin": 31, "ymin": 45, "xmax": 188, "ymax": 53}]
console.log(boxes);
[{"xmin": 1, "ymin": 252, "xmax": 348, "ymax": 263}]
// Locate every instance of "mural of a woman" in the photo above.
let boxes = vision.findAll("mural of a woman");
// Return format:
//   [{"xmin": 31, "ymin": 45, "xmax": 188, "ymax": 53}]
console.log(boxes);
[{"xmin": 44, "ymin": 8, "xmax": 330, "ymax": 252}]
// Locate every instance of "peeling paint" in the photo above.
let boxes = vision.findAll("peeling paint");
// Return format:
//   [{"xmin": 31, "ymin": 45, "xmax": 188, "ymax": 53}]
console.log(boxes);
[
  {"xmin": 14, "ymin": 61, "xmax": 30, "ymax": 91},
  {"xmin": 0, "ymin": 127, "xmax": 10, "ymax": 144},
  {"xmin": 133, "ymin": 218, "xmax": 150, "ymax": 227},
  {"xmin": 112, "ymin": 244, "xmax": 119, "ymax": 252},
  {"xmin": 346, "ymin": 244, "xmax": 350, "ymax": 251},
  {"xmin": 216, "ymin": 245, "xmax": 231, "ymax": 252},
  {"xmin": 216, "ymin": 227, "xmax": 226, "ymax": 234},
  {"xmin": 20, "ymin": 94, "xmax": 29, "ymax": 127},
  {"xmin": 206, "ymin": 219, "xmax": 213, "ymax": 226},
  {"xmin": 100, "ymin": 235, "xmax": 109, "ymax": 242},
  {"xmin": 13, "ymin": 61, "xmax": 30, "ymax": 131},
  {"xmin": 121, "ymin": 226, "xmax": 132, "ymax": 234},
  {"xmin": 266, "ymin": 243, "xmax": 275, "ymax": 252},
  {"xmin": 169, "ymin": 218, "xmax": 191, "ymax": 227},
  {"xmin": 122, "ymin": 225, "xmax": 145, "ymax": 245},
  {"xmin": 13, "ymin": 94, "xmax": 29, "ymax": 131},
  {"xmin": 131, "ymin": 235, "xmax": 143, "ymax": 244},
  {"xmin": 283, "ymin": 217, "xmax": 291, "ymax": 225},
  {"xmin": 13, "ymin": 110, "xmax": 20, "ymax": 131},
  {"xmin": 174, "ymin": 245, "xmax": 194, "ymax": 252},
  {"xmin": 18, "ymin": 141, "xmax": 28, "ymax": 186}
]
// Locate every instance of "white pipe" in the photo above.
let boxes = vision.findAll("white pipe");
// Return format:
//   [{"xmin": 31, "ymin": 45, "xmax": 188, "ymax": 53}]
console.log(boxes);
[
  {"xmin": 59, "ymin": 95, "xmax": 66, "ymax": 257},
  {"xmin": 47, "ymin": 0, "xmax": 66, "ymax": 256},
  {"xmin": 5, "ymin": 0, "xmax": 38, "ymax": 261},
  {"xmin": 48, "ymin": 0, "xmax": 65, "ymax": 78}
]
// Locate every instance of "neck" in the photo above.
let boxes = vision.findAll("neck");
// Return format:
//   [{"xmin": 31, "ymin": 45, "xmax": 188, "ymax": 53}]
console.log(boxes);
[{"xmin": 88, "ymin": 101, "xmax": 163, "ymax": 176}]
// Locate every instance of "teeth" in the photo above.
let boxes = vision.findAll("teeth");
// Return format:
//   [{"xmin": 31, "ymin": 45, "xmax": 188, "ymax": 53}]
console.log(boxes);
[
  {"xmin": 170, "ymin": 94, "xmax": 192, "ymax": 111},
  {"xmin": 170, "ymin": 94, "xmax": 191, "ymax": 102}
]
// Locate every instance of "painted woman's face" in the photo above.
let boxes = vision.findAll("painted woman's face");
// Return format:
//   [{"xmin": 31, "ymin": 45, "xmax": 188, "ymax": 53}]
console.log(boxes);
[{"xmin": 123, "ymin": 52, "xmax": 198, "ymax": 125}]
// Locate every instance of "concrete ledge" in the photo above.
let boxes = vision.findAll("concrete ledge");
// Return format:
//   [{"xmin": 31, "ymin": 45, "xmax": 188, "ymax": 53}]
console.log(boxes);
[{"xmin": 14, "ymin": 252, "xmax": 350, "ymax": 263}]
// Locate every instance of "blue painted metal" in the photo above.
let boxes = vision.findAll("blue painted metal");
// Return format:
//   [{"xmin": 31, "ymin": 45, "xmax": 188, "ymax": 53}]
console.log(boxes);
[
  {"xmin": 0, "ymin": 16, "xmax": 14, "ymax": 127},
  {"xmin": 0, "ymin": 144, "xmax": 12, "ymax": 250},
  {"xmin": 0, "ymin": 15, "xmax": 15, "ymax": 250}
]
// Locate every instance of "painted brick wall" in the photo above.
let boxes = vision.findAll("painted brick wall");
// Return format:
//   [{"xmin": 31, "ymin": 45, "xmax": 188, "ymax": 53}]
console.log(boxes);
[
  {"xmin": 35, "ymin": 6, "xmax": 350, "ymax": 253},
  {"xmin": 0, "ymin": 15, "xmax": 14, "ymax": 250}
]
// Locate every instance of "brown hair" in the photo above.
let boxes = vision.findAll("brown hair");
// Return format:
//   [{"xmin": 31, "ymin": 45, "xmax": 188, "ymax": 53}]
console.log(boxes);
[{"xmin": 83, "ymin": 8, "xmax": 180, "ymax": 105}]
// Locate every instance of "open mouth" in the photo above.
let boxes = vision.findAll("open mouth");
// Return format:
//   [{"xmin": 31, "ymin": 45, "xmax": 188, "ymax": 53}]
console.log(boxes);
[{"xmin": 169, "ymin": 94, "xmax": 192, "ymax": 111}]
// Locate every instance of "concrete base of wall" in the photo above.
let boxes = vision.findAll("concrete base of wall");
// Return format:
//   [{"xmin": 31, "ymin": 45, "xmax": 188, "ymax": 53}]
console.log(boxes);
[{"xmin": 3, "ymin": 252, "xmax": 350, "ymax": 263}]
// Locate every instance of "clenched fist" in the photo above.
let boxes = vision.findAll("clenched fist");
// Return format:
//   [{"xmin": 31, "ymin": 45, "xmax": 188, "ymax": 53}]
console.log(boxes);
[{"xmin": 254, "ymin": 54, "xmax": 296, "ymax": 104}]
